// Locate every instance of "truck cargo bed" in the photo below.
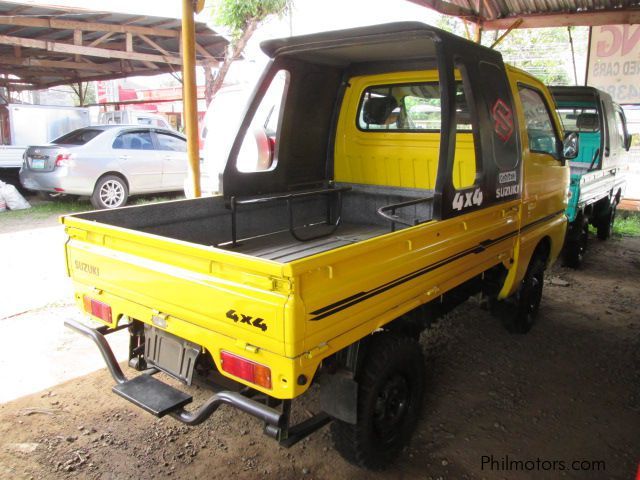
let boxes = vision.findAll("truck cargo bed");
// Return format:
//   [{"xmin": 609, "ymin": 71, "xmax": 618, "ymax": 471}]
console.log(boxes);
[
  {"xmin": 73, "ymin": 184, "xmax": 433, "ymax": 263},
  {"xmin": 224, "ymin": 223, "xmax": 388, "ymax": 262}
]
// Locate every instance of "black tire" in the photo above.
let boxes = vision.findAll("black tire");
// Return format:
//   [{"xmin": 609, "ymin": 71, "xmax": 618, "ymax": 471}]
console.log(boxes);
[
  {"xmin": 563, "ymin": 218, "xmax": 588, "ymax": 268},
  {"xmin": 492, "ymin": 254, "xmax": 545, "ymax": 334},
  {"xmin": 331, "ymin": 334, "xmax": 425, "ymax": 470},
  {"xmin": 91, "ymin": 175, "xmax": 128, "ymax": 209},
  {"xmin": 596, "ymin": 204, "xmax": 616, "ymax": 240}
]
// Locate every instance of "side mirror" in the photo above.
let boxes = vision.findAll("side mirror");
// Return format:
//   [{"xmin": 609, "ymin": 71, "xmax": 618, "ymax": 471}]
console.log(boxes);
[
  {"xmin": 624, "ymin": 133, "xmax": 633, "ymax": 151},
  {"xmin": 563, "ymin": 132, "xmax": 579, "ymax": 160}
]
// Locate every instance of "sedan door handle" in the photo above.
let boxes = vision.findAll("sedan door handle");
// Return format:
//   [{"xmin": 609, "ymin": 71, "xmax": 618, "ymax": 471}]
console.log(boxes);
[{"xmin": 118, "ymin": 155, "xmax": 129, "ymax": 160}]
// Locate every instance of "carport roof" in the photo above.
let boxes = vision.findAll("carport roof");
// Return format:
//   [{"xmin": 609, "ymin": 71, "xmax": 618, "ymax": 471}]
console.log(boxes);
[
  {"xmin": 0, "ymin": 1, "xmax": 228, "ymax": 91},
  {"xmin": 408, "ymin": 0, "xmax": 640, "ymax": 29}
]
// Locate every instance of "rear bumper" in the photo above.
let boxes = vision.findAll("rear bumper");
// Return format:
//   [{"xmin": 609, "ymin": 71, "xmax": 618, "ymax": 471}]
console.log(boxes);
[
  {"xmin": 64, "ymin": 318, "xmax": 283, "ymax": 427},
  {"xmin": 19, "ymin": 168, "xmax": 93, "ymax": 195}
]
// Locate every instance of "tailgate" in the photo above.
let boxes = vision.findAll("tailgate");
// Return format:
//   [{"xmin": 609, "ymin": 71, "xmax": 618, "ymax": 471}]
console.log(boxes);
[{"xmin": 62, "ymin": 215, "xmax": 291, "ymax": 356}]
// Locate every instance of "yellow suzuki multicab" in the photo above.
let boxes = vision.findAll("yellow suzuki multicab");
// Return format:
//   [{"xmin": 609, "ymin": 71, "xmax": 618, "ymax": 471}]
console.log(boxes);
[{"xmin": 63, "ymin": 23, "xmax": 572, "ymax": 469}]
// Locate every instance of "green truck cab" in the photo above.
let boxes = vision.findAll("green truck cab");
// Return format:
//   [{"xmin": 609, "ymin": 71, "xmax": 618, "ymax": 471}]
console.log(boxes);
[{"xmin": 550, "ymin": 86, "xmax": 632, "ymax": 267}]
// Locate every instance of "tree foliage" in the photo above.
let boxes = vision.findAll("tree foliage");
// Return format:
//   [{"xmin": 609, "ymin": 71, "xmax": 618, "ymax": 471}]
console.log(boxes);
[
  {"xmin": 436, "ymin": 16, "xmax": 589, "ymax": 86},
  {"xmin": 213, "ymin": 0, "xmax": 290, "ymax": 37},
  {"xmin": 204, "ymin": 0, "xmax": 292, "ymax": 105}
]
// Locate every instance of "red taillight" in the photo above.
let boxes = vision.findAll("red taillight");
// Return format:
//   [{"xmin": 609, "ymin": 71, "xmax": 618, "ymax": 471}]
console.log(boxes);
[
  {"xmin": 220, "ymin": 351, "xmax": 272, "ymax": 389},
  {"xmin": 55, "ymin": 153, "xmax": 71, "ymax": 167},
  {"xmin": 267, "ymin": 136, "xmax": 276, "ymax": 158},
  {"xmin": 82, "ymin": 295, "xmax": 112, "ymax": 323}
]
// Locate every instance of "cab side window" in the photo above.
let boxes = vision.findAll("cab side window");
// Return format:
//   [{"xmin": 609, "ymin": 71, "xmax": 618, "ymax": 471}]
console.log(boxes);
[{"xmin": 518, "ymin": 86, "xmax": 560, "ymax": 158}]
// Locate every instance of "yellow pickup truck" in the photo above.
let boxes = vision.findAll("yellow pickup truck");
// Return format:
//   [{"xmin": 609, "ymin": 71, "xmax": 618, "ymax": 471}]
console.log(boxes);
[{"xmin": 64, "ymin": 23, "xmax": 573, "ymax": 469}]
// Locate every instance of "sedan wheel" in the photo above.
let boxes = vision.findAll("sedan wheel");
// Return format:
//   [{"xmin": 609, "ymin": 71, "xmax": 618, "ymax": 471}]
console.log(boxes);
[{"xmin": 91, "ymin": 175, "xmax": 128, "ymax": 209}]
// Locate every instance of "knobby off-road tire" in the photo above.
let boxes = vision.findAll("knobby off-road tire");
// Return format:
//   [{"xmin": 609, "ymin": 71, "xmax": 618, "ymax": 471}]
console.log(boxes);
[
  {"xmin": 91, "ymin": 175, "xmax": 128, "ymax": 209},
  {"xmin": 493, "ymin": 254, "xmax": 545, "ymax": 334},
  {"xmin": 331, "ymin": 333, "xmax": 425, "ymax": 470},
  {"xmin": 596, "ymin": 204, "xmax": 616, "ymax": 241}
]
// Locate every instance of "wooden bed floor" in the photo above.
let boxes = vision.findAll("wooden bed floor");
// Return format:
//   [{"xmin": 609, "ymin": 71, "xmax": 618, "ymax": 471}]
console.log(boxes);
[{"xmin": 223, "ymin": 223, "xmax": 389, "ymax": 262}]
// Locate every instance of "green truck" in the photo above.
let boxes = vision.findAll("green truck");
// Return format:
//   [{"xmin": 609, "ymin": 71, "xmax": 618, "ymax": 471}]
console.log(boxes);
[{"xmin": 550, "ymin": 87, "xmax": 632, "ymax": 267}]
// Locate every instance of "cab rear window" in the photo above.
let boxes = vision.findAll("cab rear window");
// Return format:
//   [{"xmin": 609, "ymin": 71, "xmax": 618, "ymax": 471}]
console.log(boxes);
[
  {"xmin": 557, "ymin": 107, "xmax": 599, "ymax": 133},
  {"xmin": 357, "ymin": 82, "xmax": 471, "ymax": 132}
]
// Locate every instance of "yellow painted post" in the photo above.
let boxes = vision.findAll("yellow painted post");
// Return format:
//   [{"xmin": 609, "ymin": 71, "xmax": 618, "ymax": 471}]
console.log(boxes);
[{"xmin": 181, "ymin": 0, "xmax": 201, "ymax": 197}]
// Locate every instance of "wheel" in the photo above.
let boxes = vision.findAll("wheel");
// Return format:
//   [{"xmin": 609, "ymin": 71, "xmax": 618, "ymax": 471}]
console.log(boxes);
[
  {"xmin": 331, "ymin": 334, "xmax": 425, "ymax": 470},
  {"xmin": 563, "ymin": 218, "xmax": 588, "ymax": 268},
  {"xmin": 492, "ymin": 254, "xmax": 545, "ymax": 334},
  {"xmin": 91, "ymin": 175, "xmax": 128, "ymax": 209},
  {"xmin": 596, "ymin": 204, "xmax": 616, "ymax": 240}
]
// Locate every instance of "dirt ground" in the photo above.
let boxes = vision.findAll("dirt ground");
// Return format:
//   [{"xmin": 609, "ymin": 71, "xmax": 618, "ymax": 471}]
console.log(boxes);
[{"xmin": 0, "ymin": 234, "xmax": 638, "ymax": 479}]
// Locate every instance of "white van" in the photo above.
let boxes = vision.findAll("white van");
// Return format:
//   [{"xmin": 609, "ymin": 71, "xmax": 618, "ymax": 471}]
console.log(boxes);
[
  {"xmin": 185, "ymin": 76, "xmax": 286, "ymax": 198},
  {"xmin": 98, "ymin": 110, "xmax": 173, "ymax": 130}
]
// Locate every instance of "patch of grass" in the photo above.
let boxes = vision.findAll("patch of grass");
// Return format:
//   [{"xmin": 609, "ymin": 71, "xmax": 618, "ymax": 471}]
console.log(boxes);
[
  {"xmin": 1, "ymin": 199, "xmax": 91, "ymax": 220},
  {"xmin": 133, "ymin": 194, "xmax": 185, "ymax": 206},
  {"xmin": 613, "ymin": 214, "xmax": 640, "ymax": 237}
]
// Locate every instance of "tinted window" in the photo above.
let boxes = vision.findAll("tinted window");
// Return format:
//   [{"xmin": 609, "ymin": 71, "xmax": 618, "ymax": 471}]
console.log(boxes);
[
  {"xmin": 357, "ymin": 82, "xmax": 471, "ymax": 131},
  {"xmin": 156, "ymin": 132, "xmax": 186, "ymax": 152},
  {"xmin": 112, "ymin": 131, "xmax": 154, "ymax": 150},
  {"xmin": 53, "ymin": 128, "xmax": 103, "ymax": 145},
  {"xmin": 518, "ymin": 86, "xmax": 559, "ymax": 158}
]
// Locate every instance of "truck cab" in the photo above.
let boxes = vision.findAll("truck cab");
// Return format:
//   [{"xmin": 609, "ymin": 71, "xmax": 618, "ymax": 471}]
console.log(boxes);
[
  {"xmin": 550, "ymin": 86, "xmax": 631, "ymax": 267},
  {"xmin": 63, "ymin": 23, "xmax": 571, "ymax": 469},
  {"xmin": 98, "ymin": 110, "xmax": 173, "ymax": 130}
]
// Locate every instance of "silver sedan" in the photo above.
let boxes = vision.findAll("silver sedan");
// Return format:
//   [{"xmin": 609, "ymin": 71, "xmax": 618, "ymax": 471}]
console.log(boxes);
[{"xmin": 19, "ymin": 125, "xmax": 188, "ymax": 209}]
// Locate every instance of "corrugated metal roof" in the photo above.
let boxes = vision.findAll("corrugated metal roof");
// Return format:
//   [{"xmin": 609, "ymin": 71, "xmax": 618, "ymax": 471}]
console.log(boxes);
[
  {"xmin": 465, "ymin": 0, "xmax": 639, "ymax": 20},
  {"xmin": 0, "ymin": 1, "xmax": 228, "ymax": 91},
  {"xmin": 408, "ymin": 0, "xmax": 640, "ymax": 27}
]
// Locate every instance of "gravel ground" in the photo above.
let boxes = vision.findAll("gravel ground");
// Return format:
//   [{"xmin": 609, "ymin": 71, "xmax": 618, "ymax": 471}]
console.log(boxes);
[{"xmin": 0, "ymin": 225, "xmax": 638, "ymax": 479}]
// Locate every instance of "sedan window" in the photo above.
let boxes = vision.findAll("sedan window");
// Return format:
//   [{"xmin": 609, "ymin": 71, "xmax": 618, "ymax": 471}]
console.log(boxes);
[
  {"xmin": 113, "ymin": 131, "xmax": 154, "ymax": 150},
  {"xmin": 156, "ymin": 132, "xmax": 187, "ymax": 152},
  {"xmin": 53, "ymin": 128, "xmax": 103, "ymax": 145}
]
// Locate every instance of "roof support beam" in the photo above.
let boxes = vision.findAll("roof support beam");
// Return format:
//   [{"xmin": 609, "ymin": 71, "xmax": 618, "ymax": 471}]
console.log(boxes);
[
  {"xmin": 483, "ymin": 10, "xmax": 640, "ymax": 30},
  {"xmin": 138, "ymin": 33, "xmax": 171, "ymax": 56},
  {"xmin": 0, "ymin": 56, "xmax": 120, "ymax": 72},
  {"xmin": 0, "ymin": 33, "xmax": 188, "ymax": 65},
  {"xmin": 0, "ymin": 16, "xmax": 180, "ymax": 38},
  {"xmin": 87, "ymin": 31, "xmax": 114, "ymax": 48},
  {"xmin": 3, "ymin": 67, "xmax": 173, "ymax": 91},
  {"xmin": 489, "ymin": 18, "xmax": 522, "ymax": 48},
  {"xmin": 74, "ymin": 29, "xmax": 82, "ymax": 62}
]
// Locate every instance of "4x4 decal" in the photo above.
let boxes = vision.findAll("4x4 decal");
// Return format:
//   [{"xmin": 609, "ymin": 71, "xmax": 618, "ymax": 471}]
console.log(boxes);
[
  {"xmin": 452, "ymin": 188, "xmax": 484, "ymax": 211},
  {"xmin": 226, "ymin": 309, "xmax": 268, "ymax": 332}
]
